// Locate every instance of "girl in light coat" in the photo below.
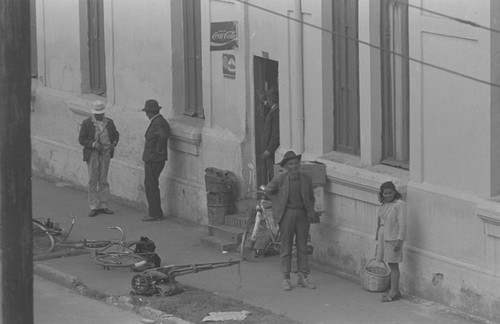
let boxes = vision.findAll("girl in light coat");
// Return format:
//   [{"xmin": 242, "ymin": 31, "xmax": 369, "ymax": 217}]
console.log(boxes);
[{"xmin": 375, "ymin": 181, "xmax": 407, "ymax": 302}]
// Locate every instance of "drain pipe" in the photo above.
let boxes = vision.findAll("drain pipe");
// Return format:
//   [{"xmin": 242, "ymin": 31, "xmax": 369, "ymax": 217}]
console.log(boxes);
[{"xmin": 292, "ymin": 0, "xmax": 305, "ymax": 154}]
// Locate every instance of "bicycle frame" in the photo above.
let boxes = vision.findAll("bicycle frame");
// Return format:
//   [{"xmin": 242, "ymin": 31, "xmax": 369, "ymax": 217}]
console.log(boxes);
[{"xmin": 249, "ymin": 199, "xmax": 278, "ymax": 245}]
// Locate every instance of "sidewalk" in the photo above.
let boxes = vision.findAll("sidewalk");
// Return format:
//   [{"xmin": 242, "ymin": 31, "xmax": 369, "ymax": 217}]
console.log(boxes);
[{"xmin": 32, "ymin": 176, "xmax": 491, "ymax": 324}]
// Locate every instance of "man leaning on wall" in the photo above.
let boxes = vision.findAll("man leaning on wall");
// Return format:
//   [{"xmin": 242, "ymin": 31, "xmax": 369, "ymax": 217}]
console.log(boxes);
[{"xmin": 140, "ymin": 99, "xmax": 171, "ymax": 222}]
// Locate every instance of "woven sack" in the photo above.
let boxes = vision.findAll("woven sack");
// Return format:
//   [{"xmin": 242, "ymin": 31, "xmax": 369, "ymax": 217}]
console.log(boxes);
[{"xmin": 362, "ymin": 259, "xmax": 390, "ymax": 292}]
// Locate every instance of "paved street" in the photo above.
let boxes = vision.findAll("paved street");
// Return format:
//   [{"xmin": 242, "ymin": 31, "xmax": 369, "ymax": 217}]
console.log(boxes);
[
  {"xmin": 0, "ymin": 267, "xmax": 151, "ymax": 324},
  {"xmin": 28, "ymin": 176, "xmax": 493, "ymax": 324},
  {"xmin": 33, "ymin": 276, "xmax": 145, "ymax": 324}
]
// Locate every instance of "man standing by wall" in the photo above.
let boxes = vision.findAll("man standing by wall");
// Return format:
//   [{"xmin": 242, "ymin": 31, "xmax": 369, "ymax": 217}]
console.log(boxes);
[
  {"xmin": 140, "ymin": 99, "xmax": 171, "ymax": 222},
  {"xmin": 259, "ymin": 87, "xmax": 280, "ymax": 183},
  {"xmin": 264, "ymin": 151, "xmax": 316, "ymax": 291},
  {"xmin": 78, "ymin": 100, "xmax": 119, "ymax": 217}
]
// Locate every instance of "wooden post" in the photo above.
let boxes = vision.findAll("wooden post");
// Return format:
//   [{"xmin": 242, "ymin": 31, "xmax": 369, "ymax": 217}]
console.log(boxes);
[{"xmin": 0, "ymin": 0, "xmax": 33, "ymax": 323}]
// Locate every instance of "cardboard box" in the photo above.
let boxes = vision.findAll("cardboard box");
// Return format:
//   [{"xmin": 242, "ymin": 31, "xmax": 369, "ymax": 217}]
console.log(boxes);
[
  {"xmin": 314, "ymin": 186, "xmax": 325, "ymax": 212},
  {"xmin": 273, "ymin": 161, "xmax": 327, "ymax": 186}
]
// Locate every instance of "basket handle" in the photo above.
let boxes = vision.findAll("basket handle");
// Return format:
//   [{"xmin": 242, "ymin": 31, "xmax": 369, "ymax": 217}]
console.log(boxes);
[{"xmin": 364, "ymin": 258, "xmax": 390, "ymax": 271}]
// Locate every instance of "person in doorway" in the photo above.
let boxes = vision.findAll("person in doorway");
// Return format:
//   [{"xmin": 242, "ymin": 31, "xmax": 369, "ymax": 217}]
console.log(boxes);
[
  {"xmin": 258, "ymin": 87, "xmax": 280, "ymax": 182},
  {"xmin": 140, "ymin": 99, "xmax": 171, "ymax": 222},
  {"xmin": 264, "ymin": 151, "xmax": 316, "ymax": 291},
  {"xmin": 375, "ymin": 181, "xmax": 407, "ymax": 302},
  {"xmin": 78, "ymin": 100, "xmax": 120, "ymax": 217}
]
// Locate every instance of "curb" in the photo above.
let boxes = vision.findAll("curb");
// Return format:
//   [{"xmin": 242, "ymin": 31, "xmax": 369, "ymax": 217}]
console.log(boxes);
[
  {"xmin": 34, "ymin": 263, "xmax": 192, "ymax": 324},
  {"xmin": 33, "ymin": 248, "xmax": 91, "ymax": 262}
]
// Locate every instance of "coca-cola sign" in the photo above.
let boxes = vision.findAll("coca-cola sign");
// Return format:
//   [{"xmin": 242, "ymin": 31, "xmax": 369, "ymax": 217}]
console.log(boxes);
[{"xmin": 211, "ymin": 21, "xmax": 238, "ymax": 51}]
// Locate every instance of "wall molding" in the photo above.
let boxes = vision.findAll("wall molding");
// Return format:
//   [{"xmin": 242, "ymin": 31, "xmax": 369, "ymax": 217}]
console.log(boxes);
[{"xmin": 317, "ymin": 157, "xmax": 408, "ymax": 205}]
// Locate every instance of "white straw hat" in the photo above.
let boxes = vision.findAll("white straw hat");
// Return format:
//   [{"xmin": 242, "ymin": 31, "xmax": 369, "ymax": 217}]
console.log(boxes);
[{"xmin": 91, "ymin": 100, "xmax": 107, "ymax": 114}]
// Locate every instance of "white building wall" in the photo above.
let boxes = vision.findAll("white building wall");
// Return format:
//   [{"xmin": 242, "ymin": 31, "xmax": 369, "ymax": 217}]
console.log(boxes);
[
  {"xmin": 404, "ymin": 1, "xmax": 500, "ymax": 320},
  {"xmin": 30, "ymin": 0, "xmax": 500, "ymax": 321},
  {"xmin": 410, "ymin": 0, "xmax": 491, "ymax": 194}
]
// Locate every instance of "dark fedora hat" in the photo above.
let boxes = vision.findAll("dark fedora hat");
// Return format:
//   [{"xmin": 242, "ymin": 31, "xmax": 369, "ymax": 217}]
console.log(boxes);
[
  {"xmin": 279, "ymin": 151, "xmax": 301, "ymax": 167},
  {"xmin": 140, "ymin": 99, "xmax": 162, "ymax": 113}
]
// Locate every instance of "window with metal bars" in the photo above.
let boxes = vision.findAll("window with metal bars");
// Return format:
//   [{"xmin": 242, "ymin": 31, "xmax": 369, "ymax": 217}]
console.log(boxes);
[
  {"xmin": 88, "ymin": 0, "xmax": 106, "ymax": 96},
  {"xmin": 183, "ymin": 0, "xmax": 203, "ymax": 118},
  {"xmin": 381, "ymin": 0, "xmax": 409, "ymax": 168},
  {"xmin": 333, "ymin": 0, "xmax": 360, "ymax": 155}
]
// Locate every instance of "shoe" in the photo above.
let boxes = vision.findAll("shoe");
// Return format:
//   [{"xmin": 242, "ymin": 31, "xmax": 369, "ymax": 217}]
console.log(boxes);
[
  {"xmin": 254, "ymin": 249, "xmax": 265, "ymax": 257},
  {"xmin": 100, "ymin": 208, "xmax": 114, "ymax": 214},
  {"xmin": 88, "ymin": 209, "xmax": 99, "ymax": 217},
  {"xmin": 142, "ymin": 216, "xmax": 164, "ymax": 222},
  {"xmin": 298, "ymin": 275, "xmax": 316, "ymax": 289},
  {"xmin": 282, "ymin": 278, "xmax": 292, "ymax": 291},
  {"xmin": 380, "ymin": 291, "xmax": 402, "ymax": 302}
]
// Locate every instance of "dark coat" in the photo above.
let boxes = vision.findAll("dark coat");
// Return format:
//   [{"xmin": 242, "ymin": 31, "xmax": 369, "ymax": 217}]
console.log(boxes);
[
  {"xmin": 265, "ymin": 170, "xmax": 315, "ymax": 225},
  {"xmin": 78, "ymin": 117, "xmax": 119, "ymax": 162},
  {"xmin": 142, "ymin": 114, "xmax": 170, "ymax": 162},
  {"xmin": 262, "ymin": 105, "xmax": 280, "ymax": 154}
]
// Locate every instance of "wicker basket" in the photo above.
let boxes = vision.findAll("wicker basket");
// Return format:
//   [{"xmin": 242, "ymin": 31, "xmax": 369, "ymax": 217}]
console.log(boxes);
[{"xmin": 362, "ymin": 259, "xmax": 390, "ymax": 292}]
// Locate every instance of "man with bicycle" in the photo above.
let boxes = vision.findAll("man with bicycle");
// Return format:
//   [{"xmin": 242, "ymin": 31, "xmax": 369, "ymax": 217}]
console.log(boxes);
[{"xmin": 264, "ymin": 151, "xmax": 316, "ymax": 291}]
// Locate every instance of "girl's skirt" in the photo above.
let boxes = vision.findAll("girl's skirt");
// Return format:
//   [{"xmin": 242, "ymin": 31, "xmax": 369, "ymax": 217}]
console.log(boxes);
[{"xmin": 376, "ymin": 227, "xmax": 403, "ymax": 263}]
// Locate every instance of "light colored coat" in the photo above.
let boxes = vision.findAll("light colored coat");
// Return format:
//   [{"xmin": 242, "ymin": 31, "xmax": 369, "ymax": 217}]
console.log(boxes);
[
  {"xmin": 265, "ymin": 171, "xmax": 315, "ymax": 225},
  {"xmin": 376, "ymin": 200, "xmax": 407, "ymax": 241}
]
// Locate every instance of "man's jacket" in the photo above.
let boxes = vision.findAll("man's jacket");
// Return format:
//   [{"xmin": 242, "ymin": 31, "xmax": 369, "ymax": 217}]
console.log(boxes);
[
  {"xmin": 265, "ymin": 170, "xmax": 315, "ymax": 225},
  {"xmin": 142, "ymin": 114, "xmax": 170, "ymax": 162},
  {"xmin": 78, "ymin": 117, "xmax": 119, "ymax": 162},
  {"xmin": 262, "ymin": 105, "xmax": 280, "ymax": 154}
]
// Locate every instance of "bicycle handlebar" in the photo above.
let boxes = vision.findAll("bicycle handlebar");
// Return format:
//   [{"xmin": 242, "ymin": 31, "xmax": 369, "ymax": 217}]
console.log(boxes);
[{"xmin": 106, "ymin": 226, "xmax": 126, "ymax": 241}]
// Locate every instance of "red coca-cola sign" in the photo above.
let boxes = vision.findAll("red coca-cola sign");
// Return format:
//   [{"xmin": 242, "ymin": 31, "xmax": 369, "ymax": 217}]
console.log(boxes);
[{"xmin": 211, "ymin": 21, "xmax": 238, "ymax": 51}]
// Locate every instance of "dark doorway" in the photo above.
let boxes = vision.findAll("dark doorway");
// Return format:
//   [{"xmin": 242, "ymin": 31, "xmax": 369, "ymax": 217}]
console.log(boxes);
[{"xmin": 253, "ymin": 56, "xmax": 279, "ymax": 187}]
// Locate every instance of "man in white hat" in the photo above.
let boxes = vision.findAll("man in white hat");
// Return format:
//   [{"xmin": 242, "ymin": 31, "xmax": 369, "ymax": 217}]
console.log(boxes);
[{"xmin": 78, "ymin": 100, "xmax": 120, "ymax": 217}]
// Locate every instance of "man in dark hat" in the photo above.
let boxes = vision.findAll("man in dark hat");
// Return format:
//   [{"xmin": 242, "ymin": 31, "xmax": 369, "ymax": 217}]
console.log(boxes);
[
  {"xmin": 78, "ymin": 100, "xmax": 120, "ymax": 217},
  {"xmin": 258, "ymin": 86, "xmax": 280, "ymax": 183},
  {"xmin": 140, "ymin": 99, "xmax": 171, "ymax": 221},
  {"xmin": 264, "ymin": 151, "xmax": 316, "ymax": 291}
]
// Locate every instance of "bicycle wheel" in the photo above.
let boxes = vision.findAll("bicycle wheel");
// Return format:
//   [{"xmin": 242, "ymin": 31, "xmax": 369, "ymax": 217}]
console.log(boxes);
[
  {"xmin": 32, "ymin": 220, "xmax": 55, "ymax": 254},
  {"xmin": 93, "ymin": 252, "xmax": 146, "ymax": 268},
  {"xmin": 239, "ymin": 218, "xmax": 256, "ymax": 261}
]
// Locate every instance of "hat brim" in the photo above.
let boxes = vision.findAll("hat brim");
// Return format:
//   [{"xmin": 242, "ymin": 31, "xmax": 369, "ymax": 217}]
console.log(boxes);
[
  {"xmin": 280, "ymin": 154, "xmax": 301, "ymax": 167},
  {"xmin": 91, "ymin": 109, "xmax": 107, "ymax": 114},
  {"xmin": 140, "ymin": 107, "xmax": 161, "ymax": 112}
]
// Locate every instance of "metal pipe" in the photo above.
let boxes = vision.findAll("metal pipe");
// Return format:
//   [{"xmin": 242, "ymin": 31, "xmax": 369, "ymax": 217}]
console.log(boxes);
[{"xmin": 293, "ymin": 0, "xmax": 305, "ymax": 153}]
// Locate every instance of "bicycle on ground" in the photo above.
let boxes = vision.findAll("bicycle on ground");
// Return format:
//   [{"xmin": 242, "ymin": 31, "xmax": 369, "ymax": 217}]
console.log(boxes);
[
  {"xmin": 56, "ymin": 226, "xmax": 157, "ymax": 270},
  {"xmin": 32, "ymin": 217, "xmax": 74, "ymax": 255}
]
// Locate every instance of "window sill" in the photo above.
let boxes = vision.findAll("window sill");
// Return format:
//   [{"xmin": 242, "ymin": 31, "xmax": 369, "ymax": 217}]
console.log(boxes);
[
  {"xmin": 315, "ymin": 152, "xmax": 409, "ymax": 204},
  {"xmin": 477, "ymin": 198, "xmax": 500, "ymax": 237},
  {"xmin": 169, "ymin": 115, "xmax": 203, "ymax": 156}
]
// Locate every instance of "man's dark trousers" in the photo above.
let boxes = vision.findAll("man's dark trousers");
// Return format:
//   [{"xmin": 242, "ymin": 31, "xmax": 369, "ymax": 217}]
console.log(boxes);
[{"xmin": 145, "ymin": 160, "xmax": 165, "ymax": 218}]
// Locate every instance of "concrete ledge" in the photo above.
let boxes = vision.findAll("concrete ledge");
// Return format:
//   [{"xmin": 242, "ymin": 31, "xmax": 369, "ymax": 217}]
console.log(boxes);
[{"xmin": 34, "ymin": 263, "xmax": 83, "ymax": 289}]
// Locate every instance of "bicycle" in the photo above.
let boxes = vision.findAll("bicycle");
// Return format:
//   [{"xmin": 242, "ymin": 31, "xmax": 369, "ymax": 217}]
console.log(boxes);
[
  {"xmin": 239, "ymin": 186, "xmax": 315, "ymax": 263},
  {"xmin": 239, "ymin": 187, "xmax": 280, "ymax": 261},
  {"xmin": 32, "ymin": 217, "xmax": 74, "ymax": 255},
  {"xmin": 56, "ymin": 226, "xmax": 154, "ymax": 270}
]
